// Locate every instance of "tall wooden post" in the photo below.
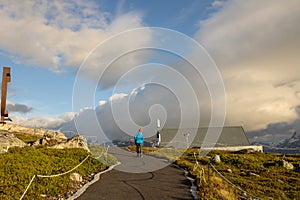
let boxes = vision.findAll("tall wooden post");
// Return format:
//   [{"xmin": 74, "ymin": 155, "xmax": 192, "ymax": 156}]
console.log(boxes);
[{"xmin": 1, "ymin": 66, "xmax": 11, "ymax": 123}]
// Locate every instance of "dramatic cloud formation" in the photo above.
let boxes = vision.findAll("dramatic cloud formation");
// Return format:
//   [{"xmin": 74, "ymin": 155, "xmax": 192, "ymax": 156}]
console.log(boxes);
[
  {"xmin": 0, "ymin": 0, "xmax": 148, "ymax": 73},
  {"xmin": 195, "ymin": 0, "xmax": 300, "ymax": 131},
  {"xmin": 4, "ymin": 1, "xmax": 300, "ymax": 145},
  {"xmin": 11, "ymin": 112, "xmax": 76, "ymax": 130}
]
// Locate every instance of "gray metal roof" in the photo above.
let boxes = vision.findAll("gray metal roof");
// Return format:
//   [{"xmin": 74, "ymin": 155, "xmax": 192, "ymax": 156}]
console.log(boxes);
[{"xmin": 159, "ymin": 126, "xmax": 250, "ymax": 148}]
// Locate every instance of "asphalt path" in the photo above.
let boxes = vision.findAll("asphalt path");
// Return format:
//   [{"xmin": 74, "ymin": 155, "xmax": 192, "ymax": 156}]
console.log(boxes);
[{"xmin": 76, "ymin": 147, "xmax": 194, "ymax": 200}]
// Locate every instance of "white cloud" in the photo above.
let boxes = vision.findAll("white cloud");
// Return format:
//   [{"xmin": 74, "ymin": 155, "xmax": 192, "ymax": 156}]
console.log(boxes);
[
  {"xmin": 10, "ymin": 112, "xmax": 77, "ymax": 129},
  {"xmin": 108, "ymin": 93, "xmax": 128, "ymax": 102},
  {"xmin": 0, "ymin": 0, "xmax": 148, "ymax": 74},
  {"xmin": 5, "ymin": 0, "xmax": 300, "ymax": 144},
  {"xmin": 195, "ymin": 0, "xmax": 300, "ymax": 131},
  {"xmin": 98, "ymin": 100, "xmax": 107, "ymax": 106}
]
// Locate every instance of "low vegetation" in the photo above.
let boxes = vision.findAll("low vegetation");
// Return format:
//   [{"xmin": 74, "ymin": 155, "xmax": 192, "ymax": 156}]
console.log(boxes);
[
  {"xmin": 15, "ymin": 134, "xmax": 41, "ymax": 144},
  {"xmin": 89, "ymin": 144, "xmax": 118, "ymax": 166},
  {"xmin": 133, "ymin": 146, "xmax": 300, "ymax": 200},
  {"xmin": 0, "ymin": 145, "xmax": 116, "ymax": 200}
]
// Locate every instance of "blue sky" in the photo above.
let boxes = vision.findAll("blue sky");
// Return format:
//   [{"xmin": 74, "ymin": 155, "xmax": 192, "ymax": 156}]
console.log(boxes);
[
  {"xmin": 1, "ymin": 0, "xmax": 300, "ymax": 144},
  {"xmin": 1, "ymin": 0, "xmax": 217, "ymax": 116}
]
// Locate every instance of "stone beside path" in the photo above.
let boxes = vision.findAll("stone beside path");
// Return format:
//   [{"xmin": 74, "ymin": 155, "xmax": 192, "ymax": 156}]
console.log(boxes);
[{"xmin": 76, "ymin": 147, "xmax": 194, "ymax": 200}]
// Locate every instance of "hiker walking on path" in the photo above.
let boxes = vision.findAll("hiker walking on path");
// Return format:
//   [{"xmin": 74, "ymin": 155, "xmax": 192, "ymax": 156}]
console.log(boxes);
[
  {"xmin": 134, "ymin": 128, "xmax": 144, "ymax": 157},
  {"xmin": 156, "ymin": 130, "xmax": 161, "ymax": 147}
]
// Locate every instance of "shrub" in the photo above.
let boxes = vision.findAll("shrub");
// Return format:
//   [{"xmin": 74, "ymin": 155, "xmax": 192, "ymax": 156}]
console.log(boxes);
[{"xmin": 0, "ymin": 147, "xmax": 106, "ymax": 199}]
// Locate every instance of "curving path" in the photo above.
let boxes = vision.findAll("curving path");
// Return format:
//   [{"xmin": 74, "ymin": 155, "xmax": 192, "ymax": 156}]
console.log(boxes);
[{"xmin": 76, "ymin": 147, "xmax": 194, "ymax": 200}]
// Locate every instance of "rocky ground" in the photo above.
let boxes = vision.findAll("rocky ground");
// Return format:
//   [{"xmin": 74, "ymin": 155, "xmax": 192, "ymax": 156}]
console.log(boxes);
[{"xmin": 0, "ymin": 123, "xmax": 89, "ymax": 153}]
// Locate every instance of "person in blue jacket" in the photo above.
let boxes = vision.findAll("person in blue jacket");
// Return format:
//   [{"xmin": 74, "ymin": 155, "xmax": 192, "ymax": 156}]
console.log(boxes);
[{"xmin": 134, "ymin": 128, "xmax": 144, "ymax": 157}]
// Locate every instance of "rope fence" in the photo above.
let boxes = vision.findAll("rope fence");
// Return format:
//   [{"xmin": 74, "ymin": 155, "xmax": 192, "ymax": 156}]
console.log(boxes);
[
  {"xmin": 20, "ymin": 145, "xmax": 109, "ymax": 200},
  {"xmin": 209, "ymin": 163, "xmax": 260, "ymax": 200},
  {"xmin": 93, "ymin": 145, "xmax": 109, "ymax": 160},
  {"xmin": 192, "ymin": 149, "xmax": 260, "ymax": 200},
  {"xmin": 38, "ymin": 155, "xmax": 90, "ymax": 178},
  {"xmin": 192, "ymin": 152, "xmax": 206, "ymax": 185},
  {"xmin": 19, "ymin": 175, "xmax": 36, "ymax": 200}
]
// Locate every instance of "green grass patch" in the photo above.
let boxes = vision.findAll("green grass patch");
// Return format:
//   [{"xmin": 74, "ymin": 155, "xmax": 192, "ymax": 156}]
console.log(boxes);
[
  {"xmin": 15, "ymin": 135, "xmax": 41, "ymax": 144},
  {"xmin": 89, "ymin": 144, "xmax": 118, "ymax": 166},
  {"xmin": 139, "ymin": 147, "xmax": 300, "ymax": 199},
  {"xmin": 0, "ymin": 146, "xmax": 106, "ymax": 199}
]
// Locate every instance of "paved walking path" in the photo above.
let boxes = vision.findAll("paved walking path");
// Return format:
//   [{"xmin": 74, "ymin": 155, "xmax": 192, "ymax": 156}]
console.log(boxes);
[{"xmin": 76, "ymin": 147, "xmax": 194, "ymax": 200}]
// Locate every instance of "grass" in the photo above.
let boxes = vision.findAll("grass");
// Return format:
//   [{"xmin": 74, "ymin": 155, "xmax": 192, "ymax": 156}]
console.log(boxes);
[
  {"xmin": 0, "ymin": 146, "xmax": 107, "ymax": 200},
  {"xmin": 15, "ymin": 134, "xmax": 42, "ymax": 144},
  {"xmin": 89, "ymin": 144, "xmax": 118, "ymax": 166},
  {"xmin": 137, "ymin": 147, "xmax": 300, "ymax": 200}
]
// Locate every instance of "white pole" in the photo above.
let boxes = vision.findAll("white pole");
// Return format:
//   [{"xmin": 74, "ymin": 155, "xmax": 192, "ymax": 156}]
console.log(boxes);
[{"xmin": 157, "ymin": 118, "xmax": 160, "ymax": 128}]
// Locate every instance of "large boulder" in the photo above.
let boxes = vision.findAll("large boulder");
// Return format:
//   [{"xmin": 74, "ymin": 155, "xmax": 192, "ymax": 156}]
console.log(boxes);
[
  {"xmin": 0, "ymin": 131, "xmax": 26, "ymax": 153},
  {"xmin": 50, "ymin": 135, "xmax": 90, "ymax": 152}
]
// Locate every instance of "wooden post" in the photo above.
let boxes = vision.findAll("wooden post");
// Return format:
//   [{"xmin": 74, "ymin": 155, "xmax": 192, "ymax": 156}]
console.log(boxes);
[{"xmin": 1, "ymin": 67, "xmax": 11, "ymax": 123}]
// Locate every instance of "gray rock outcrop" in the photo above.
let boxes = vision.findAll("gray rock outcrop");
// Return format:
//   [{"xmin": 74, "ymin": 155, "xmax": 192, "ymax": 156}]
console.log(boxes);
[
  {"xmin": 0, "ymin": 123, "xmax": 90, "ymax": 152},
  {"xmin": 0, "ymin": 123, "xmax": 67, "ymax": 141},
  {"xmin": 0, "ymin": 131, "xmax": 26, "ymax": 153},
  {"xmin": 50, "ymin": 135, "xmax": 90, "ymax": 152}
]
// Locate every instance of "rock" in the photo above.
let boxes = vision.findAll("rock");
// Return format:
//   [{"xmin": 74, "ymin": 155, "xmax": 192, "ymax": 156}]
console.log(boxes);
[
  {"xmin": 278, "ymin": 159, "xmax": 294, "ymax": 170},
  {"xmin": 0, "ymin": 131, "xmax": 26, "ymax": 153},
  {"xmin": 50, "ymin": 135, "xmax": 90, "ymax": 152},
  {"xmin": 278, "ymin": 179, "xmax": 284, "ymax": 183},
  {"xmin": 240, "ymin": 171, "xmax": 247, "ymax": 176},
  {"xmin": 211, "ymin": 155, "xmax": 221, "ymax": 164},
  {"xmin": 248, "ymin": 172, "xmax": 260, "ymax": 177},
  {"xmin": 70, "ymin": 173, "xmax": 82, "ymax": 188},
  {"xmin": 0, "ymin": 123, "xmax": 67, "ymax": 143},
  {"xmin": 31, "ymin": 133, "xmax": 67, "ymax": 147}
]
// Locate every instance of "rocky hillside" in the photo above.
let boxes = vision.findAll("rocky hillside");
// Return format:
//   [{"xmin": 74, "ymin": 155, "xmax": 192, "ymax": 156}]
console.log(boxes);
[
  {"xmin": 0, "ymin": 123, "xmax": 89, "ymax": 153},
  {"xmin": 259, "ymin": 132, "xmax": 300, "ymax": 154},
  {"xmin": 277, "ymin": 131, "xmax": 300, "ymax": 149}
]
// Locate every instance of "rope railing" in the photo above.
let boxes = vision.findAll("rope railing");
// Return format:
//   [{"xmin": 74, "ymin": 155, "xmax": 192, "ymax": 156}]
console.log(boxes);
[
  {"xmin": 192, "ymin": 149, "xmax": 260, "ymax": 199},
  {"xmin": 38, "ymin": 155, "xmax": 90, "ymax": 178},
  {"xmin": 209, "ymin": 163, "xmax": 260, "ymax": 200},
  {"xmin": 20, "ymin": 144, "xmax": 110, "ymax": 200},
  {"xmin": 93, "ymin": 145, "xmax": 109, "ymax": 160},
  {"xmin": 19, "ymin": 175, "xmax": 36, "ymax": 200},
  {"xmin": 192, "ymin": 152, "xmax": 206, "ymax": 184},
  {"xmin": 20, "ymin": 155, "xmax": 90, "ymax": 200}
]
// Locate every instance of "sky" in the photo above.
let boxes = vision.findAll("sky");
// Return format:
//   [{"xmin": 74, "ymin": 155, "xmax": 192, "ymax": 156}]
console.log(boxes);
[{"xmin": 1, "ymin": 0, "xmax": 300, "ymax": 144}]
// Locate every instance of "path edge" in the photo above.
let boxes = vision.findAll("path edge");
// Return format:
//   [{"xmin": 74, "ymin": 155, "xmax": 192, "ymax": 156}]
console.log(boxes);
[{"xmin": 67, "ymin": 162, "xmax": 121, "ymax": 200}]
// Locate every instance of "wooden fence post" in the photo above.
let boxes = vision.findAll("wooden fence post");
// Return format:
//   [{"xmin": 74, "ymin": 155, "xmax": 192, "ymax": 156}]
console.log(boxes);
[{"xmin": 1, "ymin": 66, "xmax": 11, "ymax": 123}]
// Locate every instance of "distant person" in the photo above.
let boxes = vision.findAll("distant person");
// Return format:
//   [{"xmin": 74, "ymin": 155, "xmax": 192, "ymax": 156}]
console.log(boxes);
[
  {"xmin": 134, "ymin": 128, "xmax": 144, "ymax": 157},
  {"xmin": 156, "ymin": 130, "xmax": 161, "ymax": 147}
]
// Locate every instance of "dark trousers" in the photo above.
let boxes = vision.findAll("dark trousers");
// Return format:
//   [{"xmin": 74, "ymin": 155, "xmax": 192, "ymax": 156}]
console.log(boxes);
[{"xmin": 136, "ymin": 143, "xmax": 142, "ymax": 154}]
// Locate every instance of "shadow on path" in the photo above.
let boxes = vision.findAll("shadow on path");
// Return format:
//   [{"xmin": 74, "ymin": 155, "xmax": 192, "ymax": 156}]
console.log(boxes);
[{"xmin": 76, "ymin": 147, "xmax": 193, "ymax": 200}]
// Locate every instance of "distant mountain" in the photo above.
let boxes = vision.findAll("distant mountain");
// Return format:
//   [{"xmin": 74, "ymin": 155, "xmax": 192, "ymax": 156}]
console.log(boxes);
[
  {"xmin": 256, "ymin": 132, "xmax": 300, "ymax": 154},
  {"xmin": 277, "ymin": 131, "xmax": 300, "ymax": 149}
]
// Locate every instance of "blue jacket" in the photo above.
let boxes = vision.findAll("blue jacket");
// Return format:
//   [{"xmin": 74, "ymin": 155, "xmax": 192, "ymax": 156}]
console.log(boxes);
[{"xmin": 134, "ymin": 131, "xmax": 144, "ymax": 144}]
